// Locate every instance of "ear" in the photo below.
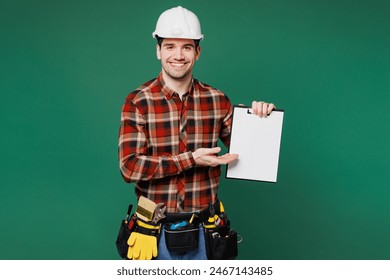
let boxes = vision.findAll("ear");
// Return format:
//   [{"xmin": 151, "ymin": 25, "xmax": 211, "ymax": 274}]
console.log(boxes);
[
  {"xmin": 156, "ymin": 44, "xmax": 161, "ymax": 60},
  {"xmin": 195, "ymin": 46, "xmax": 201, "ymax": 61}
]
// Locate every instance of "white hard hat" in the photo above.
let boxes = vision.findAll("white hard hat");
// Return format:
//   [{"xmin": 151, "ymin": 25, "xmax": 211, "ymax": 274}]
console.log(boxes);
[{"xmin": 152, "ymin": 6, "xmax": 204, "ymax": 40}]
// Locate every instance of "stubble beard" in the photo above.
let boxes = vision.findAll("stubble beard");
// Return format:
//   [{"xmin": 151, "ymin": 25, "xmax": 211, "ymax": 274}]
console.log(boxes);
[{"xmin": 162, "ymin": 64, "xmax": 192, "ymax": 82}]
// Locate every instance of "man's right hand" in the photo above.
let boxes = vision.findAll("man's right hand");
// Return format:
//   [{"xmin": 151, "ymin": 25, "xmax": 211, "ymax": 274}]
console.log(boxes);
[{"xmin": 192, "ymin": 147, "xmax": 238, "ymax": 167}]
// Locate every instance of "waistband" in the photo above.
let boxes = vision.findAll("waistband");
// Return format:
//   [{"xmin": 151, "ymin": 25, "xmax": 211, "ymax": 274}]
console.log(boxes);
[{"xmin": 164, "ymin": 200, "xmax": 220, "ymax": 223}]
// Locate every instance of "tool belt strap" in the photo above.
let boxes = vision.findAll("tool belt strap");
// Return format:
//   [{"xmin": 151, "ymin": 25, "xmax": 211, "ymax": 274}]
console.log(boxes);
[
  {"xmin": 164, "ymin": 200, "xmax": 221, "ymax": 223},
  {"xmin": 134, "ymin": 219, "xmax": 161, "ymax": 236}
]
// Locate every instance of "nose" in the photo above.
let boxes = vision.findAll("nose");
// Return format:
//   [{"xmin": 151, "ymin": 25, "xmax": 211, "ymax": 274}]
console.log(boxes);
[{"xmin": 173, "ymin": 47, "xmax": 185, "ymax": 60}]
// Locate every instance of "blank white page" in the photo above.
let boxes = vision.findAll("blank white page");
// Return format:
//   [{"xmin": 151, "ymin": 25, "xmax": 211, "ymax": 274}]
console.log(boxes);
[{"xmin": 226, "ymin": 106, "xmax": 284, "ymax": 183}]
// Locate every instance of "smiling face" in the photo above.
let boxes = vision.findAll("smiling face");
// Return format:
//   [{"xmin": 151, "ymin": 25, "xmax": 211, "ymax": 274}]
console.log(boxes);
[{"xmin": 156, "ymin": 38, "xmax": 201, "ymax": 83}]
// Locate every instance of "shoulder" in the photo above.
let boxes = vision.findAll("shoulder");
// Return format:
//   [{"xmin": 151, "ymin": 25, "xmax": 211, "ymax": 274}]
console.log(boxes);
[
  {"xmin": 193, "ymin": 79, "xmax": 231, "ymax": 104},
  {"xmin": 121, "ymin": 78, "xmax": 161, "ymax": 115},
  {"xmin": 194, "ymin": 79, "xmax": 225, "ymax": 95},
  {"xmin": 125, "ymin": 78, "xmax": 159, "ymax": 103}
]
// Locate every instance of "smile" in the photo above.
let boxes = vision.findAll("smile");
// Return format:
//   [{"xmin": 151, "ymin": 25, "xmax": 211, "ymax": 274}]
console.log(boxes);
[{"xmin": 169, "ymin": 62, "xmax": 187, "ymax": 67}]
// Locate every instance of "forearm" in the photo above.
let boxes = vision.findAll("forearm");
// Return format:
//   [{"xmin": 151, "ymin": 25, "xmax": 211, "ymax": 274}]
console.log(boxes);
[{"xmin": 119, "ymin": 151, "xmax": 196, "ymax": 183}]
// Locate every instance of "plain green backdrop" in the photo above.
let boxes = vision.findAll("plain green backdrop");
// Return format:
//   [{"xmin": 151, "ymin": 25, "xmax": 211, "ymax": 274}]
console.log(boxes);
[{"xmin": 1, "ymin": 0, "xmax": 390, "ymax": 259}]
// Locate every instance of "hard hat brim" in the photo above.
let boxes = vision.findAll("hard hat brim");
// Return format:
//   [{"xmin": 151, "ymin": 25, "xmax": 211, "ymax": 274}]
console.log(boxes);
[{"xmin": 152, "ymin": 32, "xmax": 203, "ymax": 41}]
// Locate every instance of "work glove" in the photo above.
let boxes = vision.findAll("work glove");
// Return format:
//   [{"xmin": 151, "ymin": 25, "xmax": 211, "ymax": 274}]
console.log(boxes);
[
  {"xmin": 127, "ymin": 220, "xmax": 160, "ymax": 260},
  {"xmin": 127, "ymin": 232, "xmax": 158, "ymax": 260}
]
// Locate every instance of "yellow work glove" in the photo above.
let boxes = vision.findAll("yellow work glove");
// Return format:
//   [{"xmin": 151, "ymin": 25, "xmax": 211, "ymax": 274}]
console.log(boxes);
[
  {"xmin": 127, "ymin": 220, "xmax": 160, "ymax": 260},
  {"xmin": 127, "ymin": 232, "xmax": 158, "ymax": 260}
]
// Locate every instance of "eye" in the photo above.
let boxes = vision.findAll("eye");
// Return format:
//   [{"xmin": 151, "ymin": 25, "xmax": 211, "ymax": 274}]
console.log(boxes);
[{"xmin": 164, "ymin": 45, "xmax": 174, "ymax": 50}]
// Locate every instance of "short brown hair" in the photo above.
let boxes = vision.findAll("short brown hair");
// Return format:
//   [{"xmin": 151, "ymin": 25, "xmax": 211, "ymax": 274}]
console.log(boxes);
[{"xmin": 155, "ymin": 35, "xmax": 200, "ymax": 49}]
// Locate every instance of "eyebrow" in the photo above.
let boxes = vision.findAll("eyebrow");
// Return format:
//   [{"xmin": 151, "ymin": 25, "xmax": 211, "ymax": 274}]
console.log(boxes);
[{"xmin": 162, "ymin": 43, "xmax": 195, "ymax": 48}]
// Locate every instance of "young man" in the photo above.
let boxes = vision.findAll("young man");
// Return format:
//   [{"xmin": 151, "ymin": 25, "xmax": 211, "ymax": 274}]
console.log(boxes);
[{"xmin": 118, "ymin": 6, "xmax": 275, "ymax": 260}]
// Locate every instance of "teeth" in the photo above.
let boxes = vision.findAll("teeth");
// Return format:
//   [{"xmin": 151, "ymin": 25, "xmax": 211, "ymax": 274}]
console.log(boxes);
[{"xmin": 171, "ymin": 63, "xmax": 185, "ymax": 66}]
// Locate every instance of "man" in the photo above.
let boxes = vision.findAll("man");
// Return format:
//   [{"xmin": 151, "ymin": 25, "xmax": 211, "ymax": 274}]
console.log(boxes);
[{"xmin": 118, "ymin": 6, "xmax": 275, "ymax": 260}]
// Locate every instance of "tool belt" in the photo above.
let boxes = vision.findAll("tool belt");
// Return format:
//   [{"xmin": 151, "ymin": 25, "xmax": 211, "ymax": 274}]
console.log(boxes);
[
  {"xmin": 203, "ymin": 217, "xmax": 238, "ymax": 260},
  {"xmin": 115, "ymin": 204, "xmax": 162, "ymax": 260},
  {"xmin": 116, "ymin": 198, "xmax": 238, "ymax": 260},
  {"xmin": 202, "ymin": 201, "xmax": 238, "ymax": 260},
  {"xmin": 163, "ymin": 200, "xmax": 238, "ymax": 259},
  {"xmin": 164, "ymin": 199, "xmax": 221, "ymax": 223},
  {"xmin": 162, "ymin": 202, "xmax": 218, "ymax": 254}
]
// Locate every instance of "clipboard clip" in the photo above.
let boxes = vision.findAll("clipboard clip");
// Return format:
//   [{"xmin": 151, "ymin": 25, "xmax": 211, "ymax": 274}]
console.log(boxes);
[{"xmin": 247, "ymin": 109, "xmax": 272, "ymax": 116}]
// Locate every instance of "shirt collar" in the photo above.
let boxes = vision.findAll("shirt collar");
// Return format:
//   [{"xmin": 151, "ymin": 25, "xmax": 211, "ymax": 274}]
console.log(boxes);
[{"xmin": 158, "ymin": 72, "xmax": 194, "ymax": 100}]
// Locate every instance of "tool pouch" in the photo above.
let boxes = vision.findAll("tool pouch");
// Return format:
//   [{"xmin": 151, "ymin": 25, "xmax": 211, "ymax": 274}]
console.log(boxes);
[
  {"xmin": 116, "ymin": 203, "xmax": 162, "ymax": 259},
  {"xmin": 116, "ymin": 220, "xmax": 131, "ymax": 259},
  {"xmin": 164, "ymin": 223, "xmax": 199, "ymax": 253},
  {"xmin": 115, "ymin": 204, "xmax": 135, "ymax": 259},
  {"xmin": 204, "ymin": 221, "xmax": 238, "ymax": 260}
]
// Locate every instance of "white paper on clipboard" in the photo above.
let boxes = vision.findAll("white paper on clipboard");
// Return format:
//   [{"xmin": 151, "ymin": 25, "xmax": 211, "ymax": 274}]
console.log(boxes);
[{"xmin": 226, "ymin": 106, "xmax": 284, "ymax": 183}]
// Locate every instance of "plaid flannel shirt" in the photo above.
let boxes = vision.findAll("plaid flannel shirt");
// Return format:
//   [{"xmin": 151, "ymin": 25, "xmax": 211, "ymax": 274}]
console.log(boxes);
[{"xmin": 119, "ymin": 73, "xmax": 232, "ymax": 213}]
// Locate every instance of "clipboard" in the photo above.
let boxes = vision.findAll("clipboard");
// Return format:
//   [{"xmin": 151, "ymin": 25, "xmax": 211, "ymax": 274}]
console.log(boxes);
[{"xmin": 226, "ymin": 106, "xmax": 284, "ymax": 183}]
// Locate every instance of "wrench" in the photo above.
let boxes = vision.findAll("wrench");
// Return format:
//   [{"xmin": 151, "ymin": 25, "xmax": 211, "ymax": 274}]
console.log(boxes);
[{"xmin": 152, "ymin": 203, "xmax": 166, "ymax": 224}]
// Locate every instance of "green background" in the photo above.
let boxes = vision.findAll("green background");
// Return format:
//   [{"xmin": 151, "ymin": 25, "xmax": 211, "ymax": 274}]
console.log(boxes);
[{"xmin": 1, "ymin": 0, "xmax": 389, "ymax": 260}]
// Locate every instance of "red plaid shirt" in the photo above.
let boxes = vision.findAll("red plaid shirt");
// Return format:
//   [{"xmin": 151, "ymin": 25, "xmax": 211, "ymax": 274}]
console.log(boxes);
[{"xmin": 119, "ymin": 73, "xmax": 232, "ymax": 213}]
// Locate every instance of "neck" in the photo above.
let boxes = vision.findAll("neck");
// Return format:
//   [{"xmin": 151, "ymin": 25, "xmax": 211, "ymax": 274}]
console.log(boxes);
[{"xmin": 161, "ymin": 71, "xmax": 192, "ymax": 97}]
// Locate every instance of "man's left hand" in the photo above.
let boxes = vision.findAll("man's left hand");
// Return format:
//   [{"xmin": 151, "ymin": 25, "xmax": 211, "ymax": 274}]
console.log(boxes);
[{"xmin": 251, "ymin": 101, "xmax": 276, "ymax": 117}]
